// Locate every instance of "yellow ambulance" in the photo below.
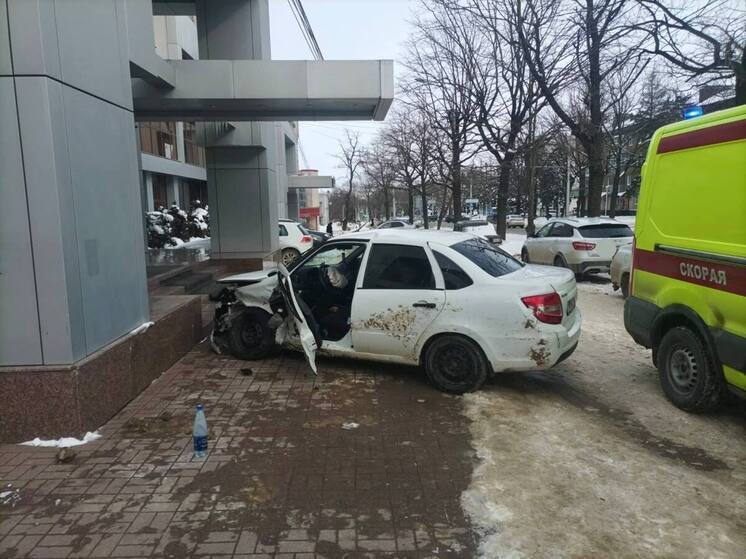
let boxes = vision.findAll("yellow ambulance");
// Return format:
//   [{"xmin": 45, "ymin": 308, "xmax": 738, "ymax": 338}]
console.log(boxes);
[{"xmin": 625, "ymin": 104, "xmax": 746, "ymax": 412}]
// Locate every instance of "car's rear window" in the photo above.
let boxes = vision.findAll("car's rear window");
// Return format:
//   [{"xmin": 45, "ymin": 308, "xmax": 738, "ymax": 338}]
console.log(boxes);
[
  {"xmin": 450, "ymin": 238, "xmax": 523, "ymax": 277},
  {"xmin": 298, "ymin": 224, "xmax": 311, "ymax": 235},
  {"xmin": 578, "ymin": 224, "xmax": 633, "ymax": 238}
]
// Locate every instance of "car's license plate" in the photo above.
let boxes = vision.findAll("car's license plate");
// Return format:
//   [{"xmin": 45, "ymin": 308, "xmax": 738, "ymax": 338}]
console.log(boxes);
[{"xmin": 566, "ymin": 296, "xmax": 576, "ymax": 315}]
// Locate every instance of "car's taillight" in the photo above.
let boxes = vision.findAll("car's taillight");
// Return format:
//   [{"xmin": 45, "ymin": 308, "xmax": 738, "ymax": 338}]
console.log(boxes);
[
  {"xmin": 522, "ymin": 292, "xmax": 563, "ymax": 324},
  {"xmin": 572, "ymin": 241, "xmax": 596, "ymax": 251},
  {"xmin": 300, "ymin": 235, "xmax": 312, "ymax": 243}
]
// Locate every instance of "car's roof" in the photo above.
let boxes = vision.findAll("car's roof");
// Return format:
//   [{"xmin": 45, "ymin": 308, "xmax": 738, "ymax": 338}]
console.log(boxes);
[
  {"xmin": 332, "ymin": 228, "xmax": 473, "ymax": 246},
  {"xmin": 548, "ymin": 217, "xmax": 629, "ymax": 227}
]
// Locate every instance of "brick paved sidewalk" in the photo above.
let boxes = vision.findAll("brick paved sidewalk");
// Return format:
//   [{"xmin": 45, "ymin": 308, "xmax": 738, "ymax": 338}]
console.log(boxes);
[{"xmin": 0, "ymin": 344, "xmax": 476, "ymax": 558}]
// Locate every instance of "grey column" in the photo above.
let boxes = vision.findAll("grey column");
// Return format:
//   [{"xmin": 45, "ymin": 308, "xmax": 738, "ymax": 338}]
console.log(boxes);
[
  {"xmin": 196, "ymin": 0, "xmax": 279, "ymax": 258},
  {"xmin": 0, "ymin": 0, "xmax": 148, "ymax": 366}
]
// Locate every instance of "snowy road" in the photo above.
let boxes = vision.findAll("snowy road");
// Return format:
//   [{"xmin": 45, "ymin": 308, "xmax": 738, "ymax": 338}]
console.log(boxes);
[{"xmin": 463, "ymin": 279, "xmax": 746, "ymax": 558}]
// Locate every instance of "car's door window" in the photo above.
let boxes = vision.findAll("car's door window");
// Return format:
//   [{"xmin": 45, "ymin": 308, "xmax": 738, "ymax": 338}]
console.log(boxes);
[
  {"xmin": 390, "ymin": 221, "xmax": 405, "ymax": 228},
  {"xmin": 279, "ymin": 224, "xmax": 288, "ymax": 236},
  {"xmin": 550, "ymin": 223, "xmax": 573, "ymax": 237},
  {"xmin": 433, "ymin": 250, "xmax": 472, "ymax": 289},
  {"xmin": 378, "ymin": 222, "xmax": 391, "ymax": 229},
  {"xmin": 535, "ymin": 224, "xmax": 553, "ymax": 238},
  {"xmin": 363, "ymin": 244, "xmax": 435, "ymax": 289}
]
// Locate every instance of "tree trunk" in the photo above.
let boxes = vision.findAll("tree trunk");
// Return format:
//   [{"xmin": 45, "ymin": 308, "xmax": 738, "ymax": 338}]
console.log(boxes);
[
  {"xmin": 495, "ymin": 154, "xmax": 514, "ymax": 240},
  {"xmin": 609, "ymin": 151, "xmax": 622, "ymax": 218},
  {"xmin": 452, "ymin": 150, "xmax": 462, "ymax": 220},
  {"xmin": 735, "ymin": 48, "xmax": 746, "ymax": 106},
  {"xmin": 586, "ymin": 139, "xmax": 604, "ymax": 217},
  {"xmin": 407, "ymin": 187, "xmax": 415, "ymax": 224},
  {"xmin": 420, "ymin": 185, "xmax": 429, "ymax": 229},
  {"xmin": 383, "ymin": 184, "xmax": 391, "ymax": 220},
  {"xmin": 437, "ymin": 185, "xmax": 449, "ymax": 230},
  {"xmin": 577, "ymin": 170, "xmax": 586, "ymax": 217},
  {"xmin": 342, "ymin": 194, "xmax": 350, "ymax": 231}
]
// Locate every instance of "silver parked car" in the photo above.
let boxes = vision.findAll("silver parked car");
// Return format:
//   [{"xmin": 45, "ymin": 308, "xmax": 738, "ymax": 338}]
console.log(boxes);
[
  {"xmin": 610, "ymin": 243, "xmax": 632, "ymax": 297},
  {"xmin": 521, "ymin": 218, "xmax": 634, "ymax": 277}
]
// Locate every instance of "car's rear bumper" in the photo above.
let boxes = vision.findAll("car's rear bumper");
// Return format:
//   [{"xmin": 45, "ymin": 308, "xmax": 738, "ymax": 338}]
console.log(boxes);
[
  {"xmin": 569, "ymin": 260, "xmax": 611, "ymax": 275},
  {"xmin": 486, "ymin": 309, "xmax": 582, "ymax": 372}
]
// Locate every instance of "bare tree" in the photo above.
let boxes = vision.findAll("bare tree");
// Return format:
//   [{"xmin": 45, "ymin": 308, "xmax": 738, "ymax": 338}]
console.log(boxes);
[
  {"xmin": 334, "ymin": 130, "xmax": 364, "ymax": 230},
  {"xmin": 384, "ymin": 111, "xmax": 435, "ymax": 226},
  {"xmin": 635, "ymin": 0, "xmax": 745, "ymax": 104},
  {"xmin": 402, "ymin": 2, "xmax": 481, "ymax": 220},
  {"xmin": 363, "ymin": 138, "xmax": 397, "ymax": 221},
  {"xmin": 513, "ymin": 0, "xmax": 649, "ymax": 217}
]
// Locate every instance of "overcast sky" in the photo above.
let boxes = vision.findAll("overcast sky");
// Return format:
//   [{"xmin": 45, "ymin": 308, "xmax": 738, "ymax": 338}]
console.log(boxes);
[{"xmin": 269, "ymin": 0, "xmax": 416, "ymax": 180}]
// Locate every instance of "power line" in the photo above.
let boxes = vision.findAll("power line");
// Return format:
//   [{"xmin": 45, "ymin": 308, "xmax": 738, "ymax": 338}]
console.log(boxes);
[{"xmin": 287, "ymin": 0, "xmax": 323, "ymax": 60}]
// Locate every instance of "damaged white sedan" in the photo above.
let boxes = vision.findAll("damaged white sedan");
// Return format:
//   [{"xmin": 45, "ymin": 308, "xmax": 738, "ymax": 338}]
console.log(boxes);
[{"xmin": 211, "ymin": 230, "xmax": 581, "ymax": 393}]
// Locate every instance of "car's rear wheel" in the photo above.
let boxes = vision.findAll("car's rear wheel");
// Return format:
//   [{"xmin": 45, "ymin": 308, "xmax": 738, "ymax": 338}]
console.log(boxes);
[
  {"xmin": 228, "ymin": 308, "xmax": 275, "ymax": 360},
  {"xmin": 424, "ymin": 335, "xmax": 489, "ymax": 394},
  {"xmin": 281, "ymin": 248, "xmax": 300, "ymax": 267},
  {"xmin": 521, "ymin": 248, "xmax": 530, "ymax": 263},
  {"xmin": 657, "ymin": 326, "xmax": 723, "ymax": 412},
  {"xmin": 621, "ymin": 272, "xmax": 630, "ymax": 298}
]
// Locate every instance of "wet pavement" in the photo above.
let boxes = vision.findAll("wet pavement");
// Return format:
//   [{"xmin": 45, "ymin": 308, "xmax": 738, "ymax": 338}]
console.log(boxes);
[
  {"xmin": 0, "ymin": 349, "xmax": 475, "ymax": 558},
  {"xmin": 1, "ymin": 276, "xmax": 744, "ymax": 558}
]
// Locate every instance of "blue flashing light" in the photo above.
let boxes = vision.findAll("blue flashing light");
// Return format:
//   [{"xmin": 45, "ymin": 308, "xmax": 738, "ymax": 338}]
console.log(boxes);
[{"xmin": 682, "ymin": 105, "xmax": 704, "ymax": 119}]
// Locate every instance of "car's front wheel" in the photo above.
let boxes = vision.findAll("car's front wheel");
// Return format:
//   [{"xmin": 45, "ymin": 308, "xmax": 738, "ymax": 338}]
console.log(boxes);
[
  {"xmin": 424, "ymin": 335, "xmax": 489, "ymax": 394},
  {"xmin": 228, "ymin": 308, "xmax": 275, "ymax": 360},
  {"xmin": 657, "ymin": 326, "xmax": 723, "ymax": 412}
]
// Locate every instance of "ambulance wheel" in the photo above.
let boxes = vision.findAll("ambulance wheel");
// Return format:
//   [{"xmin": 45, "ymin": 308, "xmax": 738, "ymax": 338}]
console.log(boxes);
[
  {"xmin": 657, "ymin": 326, "xmax": 723, "ymax": 412},
  {"xmin": 229, "ymin": 308, "xmax": 274, "ymax": 360}
]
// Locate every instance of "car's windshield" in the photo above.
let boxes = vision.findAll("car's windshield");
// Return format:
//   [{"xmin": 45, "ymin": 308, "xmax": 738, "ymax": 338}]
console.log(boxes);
[
  {"xmin": 578, "ymin": 224, "xmax": 633, "ymax": 238},
  {"xmin": 451, "ymin": 238, "xmax": 523, "ymax": 277}
]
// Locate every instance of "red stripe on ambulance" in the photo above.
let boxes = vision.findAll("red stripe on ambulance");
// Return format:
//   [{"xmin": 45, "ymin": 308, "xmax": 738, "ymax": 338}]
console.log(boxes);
[
  {"xmin": 633, "ymin": 248, "xmax": 746, "ymax": 297},
  {"xmin": 657, "ymin": 119, "xmax": 746, "ymax": 154}
]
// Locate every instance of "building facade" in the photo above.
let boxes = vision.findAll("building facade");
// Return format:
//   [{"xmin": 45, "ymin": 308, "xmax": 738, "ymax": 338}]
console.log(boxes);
[{"xmin": 0, "ymin": 0, "xmax": 392, "ymax": 441}]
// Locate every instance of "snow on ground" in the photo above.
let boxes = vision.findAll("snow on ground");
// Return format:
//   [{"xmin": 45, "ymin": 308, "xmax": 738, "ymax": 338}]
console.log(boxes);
[
  {"xmin": 20, "ymin": 431, "xmax": 101, "ymax": 448},
  {"xmin": 164, "ymin": 237, "xmax": 211, "ymax": 250},
  {"xmin": 500, "ymin": 233, "xmax": 525, "ymax": 257}
]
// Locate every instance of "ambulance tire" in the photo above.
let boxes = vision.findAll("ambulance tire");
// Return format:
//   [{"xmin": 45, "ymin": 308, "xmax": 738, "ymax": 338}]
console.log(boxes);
[{"xmin": 657, "ymin": 326, "xmax": 723, "ymax": 412}]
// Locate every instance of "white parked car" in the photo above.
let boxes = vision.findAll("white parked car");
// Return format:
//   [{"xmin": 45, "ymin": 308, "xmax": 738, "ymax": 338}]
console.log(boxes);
[
  {"xmin": 453, "ymin": 220, "xmax": 500, "ymax": 244},
  {"xmin": 521, "ymin": 218, "xmax": 634, "ymax": 277},
  {"xmin": 507, "ymin": 214, "xmax": 525, "ymax": 228},
  {"xmin": 211, "ymin": 230, "xmax": 581, "ymax": 393},
  {"xmin": 610, "ymin": 243, "xmax": 633, "ymax": 297},
  {"xmin": 279, "ymin": 219, "xmax": 314, "ymax": 266},
  {"xmin": 376, "ymin": 219, "xmax": 414, "ymax": 229}
]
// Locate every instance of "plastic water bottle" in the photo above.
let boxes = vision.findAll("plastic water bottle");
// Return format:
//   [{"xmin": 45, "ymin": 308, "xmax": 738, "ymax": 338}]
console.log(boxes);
[{"xmin": 192, "ymin": 404, "xmax": 208, "ymax": 458}]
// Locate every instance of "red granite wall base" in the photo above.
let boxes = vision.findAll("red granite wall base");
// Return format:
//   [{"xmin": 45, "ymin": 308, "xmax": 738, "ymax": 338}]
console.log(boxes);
[{"xmin": 0, "ymin": 296, "xmax": 202, "ymax": 443}]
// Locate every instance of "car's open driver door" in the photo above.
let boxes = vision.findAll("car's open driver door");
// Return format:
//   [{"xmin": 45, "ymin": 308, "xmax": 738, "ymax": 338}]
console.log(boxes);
[{"xmin": 277, "ymin": 264, "xmax": 321, "ymax": 374}]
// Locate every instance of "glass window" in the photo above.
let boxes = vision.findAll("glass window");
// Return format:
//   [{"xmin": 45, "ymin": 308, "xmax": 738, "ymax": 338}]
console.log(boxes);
[
  {"xmin": 152, "ymin": 174, "xmax": 168, "ymax": 209},
  {"xmin": 298, "ymin": 243, "xmax": 366, "ymax": 270},
  {"xmin": 390, "ymin": 221, "xmax": 405, "ymax": 228},
  {"xmin": 433, "ymin": 250, "xmax": 473, "ymax": 290},
  {"xmin": 550, "ymin": 223, "xmax": 574, "ymax": 237},
  {"xmin": 535, "ymin": 223, "xmax": 553, "ymax": 238},
  {"xmin": 578, "ymin": 224, "xmax": 633, "ymax": 238},
  {"xmin": 279, "ymin": 224, "xmax": 288, "ymax": 237},
  {"xmin": 451, "ymin": 238, "xmax": 523, "ymax": 277},
  {"xmin": 363, "ymin": 244, "xmax": 435, "ymax": 289}
]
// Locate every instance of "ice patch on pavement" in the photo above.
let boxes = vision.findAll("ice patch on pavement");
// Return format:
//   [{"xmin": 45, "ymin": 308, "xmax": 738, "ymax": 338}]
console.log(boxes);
[
  {"xmin": 341, "ymin": 422, "xmax": 359, "ymax": 430},
  {"xmin": 20, "ymin": 431, "xmax": 101, "ymax": 448},
  {"xmin": 460, "ymin": 392, "xmax": 519, "ymax": 558}
]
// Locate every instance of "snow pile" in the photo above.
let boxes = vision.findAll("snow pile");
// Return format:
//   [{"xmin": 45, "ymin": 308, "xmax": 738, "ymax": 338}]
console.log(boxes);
[
  {"xmin": 130, "ymin": 321, "xmax": 154, "ymax": 335},
  {"xmin": 20, "ymin": 431, "xmax": 101, "ymax": 448},
  {"xmin": 146, "ymin": 202, "xmax": 210, "ymax": 249}
]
